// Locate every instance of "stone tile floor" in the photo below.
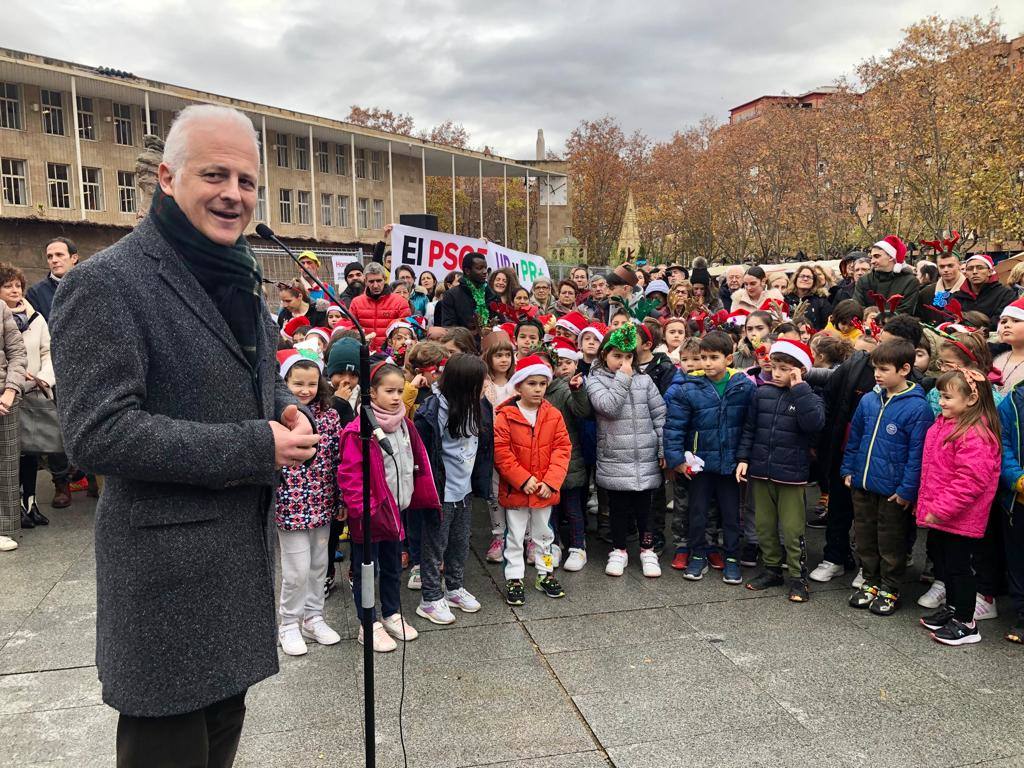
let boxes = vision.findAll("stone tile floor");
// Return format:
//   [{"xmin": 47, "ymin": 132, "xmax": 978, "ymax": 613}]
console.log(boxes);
[{"xmin": 2, "ymin": 487, "xmax": 1024, "ymax": 767}]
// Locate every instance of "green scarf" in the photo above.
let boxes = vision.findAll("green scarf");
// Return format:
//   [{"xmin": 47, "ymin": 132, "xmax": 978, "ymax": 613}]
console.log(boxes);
[
  {"xmin": 467, "ymin": 279, "xmax": 490, "ymax": 328},
  {"xmin": 150, "ymin": 187, "xmax": 263, "ymax": 367}
]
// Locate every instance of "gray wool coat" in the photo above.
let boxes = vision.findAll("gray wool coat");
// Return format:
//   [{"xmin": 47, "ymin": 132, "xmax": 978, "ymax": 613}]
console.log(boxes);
[
  {"xmin": 585, "ymin": 366, "xmax": 666, "ymax": 492},
  {"xmin": 50, "ymin": 216, "xmax": 301, "ymax": 718}
]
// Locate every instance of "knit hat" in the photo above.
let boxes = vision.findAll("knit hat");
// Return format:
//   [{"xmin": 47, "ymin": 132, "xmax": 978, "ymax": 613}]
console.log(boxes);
[
  {"xmin": 325, "ymin": 336, "xmax": 360, "ymax": 376},
  {"xmin": 769, "ymin": 339, "xmax": 813, "ymax": 370},
  {"xmin": 343, "ymin": 261, "xmax": 364, "ymax": 280},
  {"xmin": 645, "ymin": 279, "xmax": 670, "ymax": 297},
  {"xmin": 298, "ymin": 250, "xmax": 320, "ymax": 267},
  {"xmin": 872, "ymin": 235, "xmax": 908, "ymax": 272},
  {"xmin": 578, "ymin": 322, "xmax": 608, "ymax": 344},
  {"xmin": 555, "ymin": 310, "xmax": 588, "ymax": 337},
  {"xmin": 510, "ymin": 354, "xmax": 552, "ymax": 388},
  {"xmin": 306, "ymin": 327, "xmax": 331, "ymax": 346},
  {"xmin": 1002, "ymin": 298, "xmax": 1024, "ymax": 322},
  {"xmin": 326, "ymin": 304, "xmax": 343, "ymax": 316},
  {"xmin": 689, "ymin": 265, "xmax": 711, "ymax": 289},
  {"xmin": 964, "ymin": 253, "xmax": 995, "ymax": 270},
  {"xmin": 551, "ymin": 337, "xmax": 582, "ymax": 361},
  {"xmin": 279, "ymin": 348, "xmax": 323, "ymax": 379},
  {"xmin": 282, "ymin": 316, "xmax": 311, "ymax": 339}
]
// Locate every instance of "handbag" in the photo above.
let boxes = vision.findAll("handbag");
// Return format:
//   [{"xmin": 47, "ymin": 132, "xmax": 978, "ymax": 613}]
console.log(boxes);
[{"xmin": 19, "ymin": 388, "xmax": 63, "ymax": 455}]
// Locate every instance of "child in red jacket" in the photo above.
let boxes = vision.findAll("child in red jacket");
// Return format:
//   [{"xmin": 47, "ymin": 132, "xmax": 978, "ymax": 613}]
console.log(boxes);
[
  {"xmin": 494, "ymin": 355, "xmax": 572, "ymax": 606},
  {"xmin": 917, "ymin": 368, "xmax": 1001, "ymax": 646}
]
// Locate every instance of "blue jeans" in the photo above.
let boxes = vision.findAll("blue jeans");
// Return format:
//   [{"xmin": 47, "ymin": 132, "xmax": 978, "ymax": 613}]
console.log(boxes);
[
  {"xmin": 554, "ymin": 487, "xmax": 585, "ymax": 549},
  {"xmin": 349, "ymin": 540, "xmax": 402, "ymax": 622}
]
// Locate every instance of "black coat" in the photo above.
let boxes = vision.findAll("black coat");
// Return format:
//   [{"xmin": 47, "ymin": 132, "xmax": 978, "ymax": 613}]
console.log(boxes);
[
  {"xmin": 853, "ymin": 269, "xmax": 920, "ymax": 315},
  {"xmin": 738, "ymin": 382, "xmax": 825, "ymax": 484},
  {"xmin": 434, "ymin": 281, "xmax": 497, "ymax": 334},
  {"xmin": 957, "ymin": 280, "xmax": 1017, "ymax": 329},
  {"xmin": 785, "ymin": 292, "xmax": 832, "ymax": 330},
  {"xmin": 638, "ymin": 351, "xmax": 678, "ymax": 396},
  {"xmin": 26, "ymin": 274, "xmax": 60, "ymax": 322}
]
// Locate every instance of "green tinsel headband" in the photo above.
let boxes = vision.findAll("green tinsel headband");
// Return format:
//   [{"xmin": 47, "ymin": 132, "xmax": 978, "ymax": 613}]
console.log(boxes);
[{"xmin": 604, "ymin": 322, "xmax": 638, "ymax": 353}]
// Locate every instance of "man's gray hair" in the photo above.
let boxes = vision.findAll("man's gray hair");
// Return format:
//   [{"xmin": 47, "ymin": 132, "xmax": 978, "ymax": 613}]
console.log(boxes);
[
  {"xmin": 163, "ymin": 105, "xmax": 260, "ymax": 179},
  {"xmin": 589, "ymin": 274, "xmax": 607, "ymax": 287},
  {"xmin": 364, "ymin": 263, "xmax": 387, "ymax": 277}
]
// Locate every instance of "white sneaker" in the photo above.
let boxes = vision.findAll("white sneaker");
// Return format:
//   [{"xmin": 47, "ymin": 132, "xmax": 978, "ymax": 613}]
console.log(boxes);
[
  {"xmin": 563, "ymin": 548, "xmax": 587, "ymax": 572},
  {"xmin": 605, "ymin": 548, "xmax": 628, "ymax": 576},
  {"xmin": 407, "ymin": 565, "xmax": 421, "ymax": 590},
  {"xmin": 300, "ymin": 616, "xmax": 341, "ymax": 645},
  {"xmin": 278, "ymin": 623, "xmax": 308, "ymax": 656},
  {"xmin": 851, "ymin": 568, "xmax": 865, "ymax": 589},
  {"xmin": 358, "ymin": 621, "xmax": 397, "ymax": 652},
  {"xmin": 550, "ymin": 544, "xmax": 562, "ymax": 569},
  {"xmin": 640, "ymin": 549, "xmax": 661, "ymax": 578},
  {"xmin": 0, "ymin": 535, "xmax": 16, "ymax": 551},
  {"xmin": 975, "ymin": 594, "xmax": 999, "ymax": 621},
  {"xmin": 381, "ymin": 613, "xmax": 419, "ymax": 641},
  {"xmin": 917, "ymin": 580, "xmax": 946, "ymax": 609},
  {"xmin": 808, "ymin": 560, "xmax": 845, "ymax": 583},
  {"xmin": 445, "ymin": 587, "xmax": 481, "ymax": 613},
  {"xmin": 416, "ymin": 598, "xmax": 456, "ymax": 625}
]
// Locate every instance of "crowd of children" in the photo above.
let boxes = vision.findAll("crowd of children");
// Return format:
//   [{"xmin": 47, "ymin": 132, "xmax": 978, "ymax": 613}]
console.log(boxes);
[{"xmin": 271, "ymin": 241, "xmax": 1024, "ymax": 655}]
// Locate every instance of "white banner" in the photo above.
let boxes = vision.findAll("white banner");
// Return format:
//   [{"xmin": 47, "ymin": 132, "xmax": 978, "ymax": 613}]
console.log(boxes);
[
  {"xmin": 391, "ymin": 224, "xmax": 550, "ymax": 289},
  {"xmin": 330, "ymin": 253, "xmax": 363, "ymax": 287}
]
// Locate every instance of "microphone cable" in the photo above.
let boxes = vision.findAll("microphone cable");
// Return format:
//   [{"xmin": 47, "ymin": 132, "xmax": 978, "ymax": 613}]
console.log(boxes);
[{"xmin": 388, "ymin": 450, "xmax": 410, "ymax": 768}]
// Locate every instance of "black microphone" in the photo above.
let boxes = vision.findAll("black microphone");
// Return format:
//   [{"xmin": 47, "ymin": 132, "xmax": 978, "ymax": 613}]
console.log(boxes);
[{"xmin": 362, "ymin": 406, "xmax": 394, "ymax": 456}]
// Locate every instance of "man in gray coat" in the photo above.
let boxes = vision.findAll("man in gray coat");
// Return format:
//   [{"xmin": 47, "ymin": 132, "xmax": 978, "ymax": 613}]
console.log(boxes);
[{"xmin": 50, "ymin": 104, "xmax": 319, "ymax": 768}]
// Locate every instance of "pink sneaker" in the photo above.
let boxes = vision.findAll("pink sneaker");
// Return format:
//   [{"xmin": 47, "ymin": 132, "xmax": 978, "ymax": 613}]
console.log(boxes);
[{"xmin": 486, "ymin": 536, "xmax": 504, "ymax": 563}]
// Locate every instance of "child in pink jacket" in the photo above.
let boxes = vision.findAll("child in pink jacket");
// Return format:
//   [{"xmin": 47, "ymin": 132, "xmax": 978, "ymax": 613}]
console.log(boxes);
[{"xmin": 916, "ymin": 368, "xmax": 1001, "ymax": 647}]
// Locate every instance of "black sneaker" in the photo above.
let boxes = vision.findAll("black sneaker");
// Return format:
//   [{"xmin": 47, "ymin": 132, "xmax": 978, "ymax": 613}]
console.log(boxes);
[
  {"xmin": 745, "ymin": 568, "xmax": 785, "ymax": 591},
  {"xmin": 740, "ymin": 543, "xmax": 759, "ymax": 568},
  {"xmin": 1006, "ymin": 619, "xmax": 1024, "ymax": 645},
  {"xmin": 849, "ymin": 585, "xmax": 878, "ymax": 609},
  {"xmin": 27, "ymin": 502, "xmax": 49, "ymax": 526},
  {"xmin": 920, "ymin": 605, "xmax": 955, "ymax": 631},
  {"xmin": 869, "ymin": 589, "xmax": 899, "ymax": 616},
  {"xmin": 505, "ymin": 579, "xmax": 526, "ymax": 606},
  {"xmin": 788, "ymin": 579, "xmax": 810, "ymax": 603},
  {"xmin": 932, "ymin": 618, "xmax": 981, "ymax": 646},
  {"xmin": 535, "ymin": 574, "xmax": 565, "ymax": 599}
]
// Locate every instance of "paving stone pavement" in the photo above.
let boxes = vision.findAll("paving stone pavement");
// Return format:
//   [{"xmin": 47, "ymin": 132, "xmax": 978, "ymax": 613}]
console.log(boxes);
[{"xmin": 3, "ymin": 486, "xmax": 1024, "ymax": 767}]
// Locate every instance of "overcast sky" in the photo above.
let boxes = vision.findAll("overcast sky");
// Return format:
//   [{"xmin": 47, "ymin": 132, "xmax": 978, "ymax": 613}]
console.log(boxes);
[{"xmin": 4, "ymin": 1, "xmax": 1022, "ymax": 159}]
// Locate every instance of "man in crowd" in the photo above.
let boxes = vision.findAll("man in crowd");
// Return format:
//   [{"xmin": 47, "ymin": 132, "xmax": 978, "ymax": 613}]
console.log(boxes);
[
  {"xmin": 50, "ymin": 104, "xmax": 318, "ymax": 767},
  {"xmin": 297, "ymin": 250, "xmax": 327, "ymax": 303},
  {"xmin": 956, "ymin": 253, "xmax": 1016, "ymax": 329},
  {"xmin": 581, "ymin": 274, "xmax": 608, "ymax": 317},
  {"xmin": 598, "ymin": 264, "xmax": 637, "ymax": 323},
  {"xmin": 339, "ymin": 261, "xmax": 364, "ymax": 306},
  {"xmin": 854, "ymin": 235, "xmax": 920, "ymax": 315},
  {"xmin": 347, "ymin": 262, "xmax": 411, "ymax": 351},
  {"xmin": 917, "ymin": 247, "xmax": 965, "ymax": 323},
  {"xmin": 718, "ymin": 264, "xmax": 744, "ymax": 310},
  {"xmin": 434, "ymin": 251, "xmax": 495, "ymax": 342},
  {"xmin": 27, "ymin": 237, "xmax": 79, "ymax": 322}
]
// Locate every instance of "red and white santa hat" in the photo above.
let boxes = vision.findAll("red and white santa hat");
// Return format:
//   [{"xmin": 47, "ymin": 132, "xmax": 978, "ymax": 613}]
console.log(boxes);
[
  {"xmin": 759, "ymin": 298, "xmax": 790, "ymax": 317},
  {"xmin": 282, "ymin": 315, "xmax": 311, "ymax": 339},
  {"xmin": 326, "ymin": 304, "xmax": 344, "ymax": 316},
  {"xmin": 277, "ymin": 348, "xmax": 324, "ymax": 379},
  {"xmin": 555, "ymin": 310, "xmax": 588, "ymax": 337},
  {"xmin": 578, "ymin": 322, "xmax": 608, "ymax": 344},
  {"xmin": 964, "ymin": 253, "xmax": 995, "ymax": 270},
  {"xmin": 306, "ymin": 327, "xmax": 331, "ymax": 346},
  {"xmin": 872, "ymin": 235, "xmax": 908, "ymax": 272},
  {"xmin": 1001, "ymin": 297, "xmax": 1024, "ymax": 322},
  {"xmin": 727, "ymin": 308, "xmax": 750, "ymax": 326},
  {"xmin": 769, "ymin": 338, "xmax": 814, "ymax": 370},
  {"xmin": 386, "ymin": 319, "xmax": 415, "ymax": 339},
  {"xmin": 509, "ymin": 354, "xmax": 553, "ymax": 388},
  {"xmin": 551, "ymin": 337, "xmax": 582, "ymax": 361}
]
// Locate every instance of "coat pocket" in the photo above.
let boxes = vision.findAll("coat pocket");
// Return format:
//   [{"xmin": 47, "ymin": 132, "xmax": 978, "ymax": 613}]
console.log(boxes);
[{"xmin": 129, "ymin": 497, "xmax": 222, "ymax": 528}]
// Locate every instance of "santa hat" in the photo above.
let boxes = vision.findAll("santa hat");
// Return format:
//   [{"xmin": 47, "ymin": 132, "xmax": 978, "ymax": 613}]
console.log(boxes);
[
  {"xmin": 769, "ymin": 339, "xmax": 814, "ymax": 370},
  {"xmin": 496, "ymin": 322, "xmax": 516, "ymax": 340},
  {"xmin": 555, "ymin": 310, "xmax": 588, "ymax": 337},
  {"xmin": 509, "ymin": 354, "xmax": 553, "ymax": 388},
  {"xmin": 306, "ymin": 327, "xmax": 331, "ymax": 346},
  {"xmin": 727, "ymin": 308, "xmax": 750, "ymax": 326},
  {"xmin": 278, "ymin": 349, "xmax": 324, "ymax": 379},
  {"xmin": 331, "ymin": 323, "xmax": 352, "ymax": 338},
  {"xmin": 282, "ymin": 316, "xmax": 311, "ymax": 339},
  {"xmin": 1001, "ymin": 298, "xmax": 1024, "ymax": 322},
  {"xmin": 551, "ymin": 337, "xmax": 582, "ymax": 361},
  {"xmin": 759, "ymin": 298, "xmax": 790, "ymax": 317},
  {"xmin": 872, "ymin": 235, "xmax": 908, "ymax": 272},
  {"xmin": 386, "ymin": 319, "xmax": 415, "ymax": 339},
  {"xmin": 578, "ymin": 322, "xmax": 608, "ymax": 344},
  {"xmin": 326, "ymin": 304, "xmax": 344, "ymax": 316},
  {"xmin": 964, "ymin": 253, "xmax": 995, "ymax": 270}
]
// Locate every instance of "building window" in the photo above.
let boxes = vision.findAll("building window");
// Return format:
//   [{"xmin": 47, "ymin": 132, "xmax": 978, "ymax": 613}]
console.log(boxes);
[
  {"xmin": 335, "ymin": 144, "xmax": 348, "ymax": 175},
  {"xmin": 82, "ymin": 167, "xmax": 103, "ymax": 211},
  {"xmin": 372, "ymin": 199, "xmax": 384, "ymax": 229},
  {"xmin": 41, "ymin": 90, "xmax": 65, "ymax": 136},
  {"xmin": 357, "ymin": 197, "xmax": 369, "ymax": 229},
  {"xmin": 355, "ymin": 148, "xmax": 367, "ymax": 179},
  {"xmin": 370, "ymin": 151, "xmax": 383, "ymax": 181},
  {"xmin": 297, "ymin": 190, "xmax": 311, "ymax": 224},
  {"xmin": 117, "ymin": 170, "xmax": 136, "ymax": 213},
  {"xmin": 338, "ymin": 195, "xmax": 350, "ymax": 227},
  {"xmin": 276, "ymin": 134, "xmax": 289, "ymax": 168},
  {"xmin": 144, "ymin": 109, "xmax": 161, "ymax": 138},
  {"xmin": 294, "ymin": 136, "xmax": 309, "ymax": 171},
  {"xmin": 256, "ymin": 129, "xmax": 264, "ymax": 165},
  {"xmin": 255, "ymin": 186, "xmax": 267, "ymax": 222},
  {"xmin": 77, "ymin": 96, "xmax": 95, "ymax": 140},
  {"xmin": 47, "ymin": 163, "xmax": 72, "ymax": 209},
  {"xmin": 316, "ymin": 141, "xmax": 330, "ymax": 174},
  {"xmin": 113, "ymin": 103, "xmax": 133, "ymax": 146},
  {"xmin": 279, "ymin": 189, "xmax": 292, "ymax": 223},
  {"xmin": 320, "ymin": 193, "xmax": 333, "ymax": 226},
  {"xmin": 0, "ymin": 83, "xmax": 21, "ymax": 130},
  {"xmin": 1, "ymin": 158, "xmax": 27, "ymax": 205}
]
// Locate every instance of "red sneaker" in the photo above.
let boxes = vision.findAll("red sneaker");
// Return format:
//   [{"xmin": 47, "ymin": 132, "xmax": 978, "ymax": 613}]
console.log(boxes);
[
  {"xmin": 708, "ymin": 552, "xmax": 726, "ymax": 570},
  {"xmin": 671, "ymin": 550, "xmax": 689, "ymax": 570}
]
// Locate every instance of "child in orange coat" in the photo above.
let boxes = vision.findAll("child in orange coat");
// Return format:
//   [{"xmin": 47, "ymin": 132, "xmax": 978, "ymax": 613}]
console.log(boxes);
[{"xmin": 494, "ymin": 354, "xmax": 573, "ymax": 606}]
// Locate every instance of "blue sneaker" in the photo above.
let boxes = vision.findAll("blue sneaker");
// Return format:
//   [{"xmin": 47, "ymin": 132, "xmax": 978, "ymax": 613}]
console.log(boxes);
[
  {"xmin": 722, "ymin": 558, "xmax": 742, "ymax": 585},
  {"xmin": 683, "ymin": 554, "xmax": 709, "ymax": 581}
]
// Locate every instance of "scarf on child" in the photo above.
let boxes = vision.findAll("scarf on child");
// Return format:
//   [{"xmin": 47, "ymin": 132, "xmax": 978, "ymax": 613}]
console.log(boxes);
[
  {"xmin": 150, "ymin": 186, "xmax": 264, "ymax": 367},
  {"xmin": 372, "ymin": 402, "xmax": 405, "ymax": 433}
]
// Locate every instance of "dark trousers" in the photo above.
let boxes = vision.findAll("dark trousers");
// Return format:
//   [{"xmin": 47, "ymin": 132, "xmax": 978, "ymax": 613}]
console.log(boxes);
[
  {"xmin": 1002, "ymin": 501, "xmax": 1024, "ymax": 620},
  {"xmin": 689, "ymin": 472, "xmax": 741, "ymax": 558},
  {"xmin": 401, "ymin": 508, "xmax": 423, "ymax": 566},
  {"xmin": 607, "ymin": 489, "xmax": 653, "ymax": 550},
  {"xmin": 19, "ymin": 454, "xmax": 38, "ymax": 504},
  {"xmin": 648, "ymin": 482, "xmax": 668, "ymax": 542},
  {"xmin": 973, "ymin": 503, "xmax": 1005, "ymax": 598},
  {"xmin": 326, "ymin": 517, "xmax": 344, "ymax": 580},
  {"xmin": 852, "ymin": 488, "xmax": 907, "ymax": 592},
  {"xmin": 419, "ymin": 498, "xmax": 471, "ymax": 603},
  {"xmin": 822, "ymin": 464, "xmax": 856, "ymax": 567},
  {"xmin": 116, "ymin": 691, "xmax": 247, "ymax": 768},
  {"xmin": 554, "ymin": 486, "xmax": 585, "ymax": 549},
  {"xmin": 930, "ymin": 529, "xmax": 977, "ymax": 623},
  {"xmin": 350, "ymin": 540, "xmax": 402, "ymax": 622}
]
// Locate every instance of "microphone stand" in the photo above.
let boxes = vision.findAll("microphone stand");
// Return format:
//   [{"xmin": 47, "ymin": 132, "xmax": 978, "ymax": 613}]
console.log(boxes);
[{"xmin": 256, "ymin": 225, "xmax": 377, "ymax": 768}]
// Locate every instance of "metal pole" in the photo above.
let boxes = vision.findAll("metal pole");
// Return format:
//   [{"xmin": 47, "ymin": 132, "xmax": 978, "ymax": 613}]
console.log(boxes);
[
  {"xmin": 503, "ymin": 165, "xmax": 508, "ymax": 245},
  {"xmin": 261, "ymin": 116, "xmax": 271, "ymax": 224},
  {"xmin": 478, "ymin": 159, "xmax": 484, "ymax": 239},
  {"xmin": 359, "ymin": 341, "xmax": 375, "ymax": 768},
  {"xmin": 144, "ymin": 91, "xmax": 151, "ymax": 136},
  {"xmin": 546, "ymin": 173, "xmax": 550, "ymax": 255},
  {"xmin": 525, "ymin": 169, "xmax": 530, "ymax": 253},
  {"xmin": 351, "ymin": 134, "xmax": 359, "ymax": 239},
  {"xmin": 387, "ymin": 141, "xmax": 395, "ymax": 225},
  {"xmin": 70, "ymin": 76, "xmax": 85, "ymax": 220},
  {"xmin": 451, "ymin": 154, "xmax": 456, "ymax": 235},
  {"xmin": 421, "ymin": 147, "xmax": 427, "ymax": 212},
  {"xmin": 309, "ymin": 125, "xmax": 317, "ymax": 240}
]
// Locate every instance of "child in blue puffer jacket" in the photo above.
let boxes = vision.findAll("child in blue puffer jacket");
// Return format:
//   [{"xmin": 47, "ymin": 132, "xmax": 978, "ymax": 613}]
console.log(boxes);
[
  {"xmin": 841, "ymin": 339, "xmax": 934, "ymax": 617},
  {"xmin": 664, "ymin": 331, "xmax": 754, "ymax": 586}
]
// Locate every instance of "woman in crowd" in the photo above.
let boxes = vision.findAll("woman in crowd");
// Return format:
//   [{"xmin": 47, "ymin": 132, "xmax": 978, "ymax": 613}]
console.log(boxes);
[
  {"xmin": 785, "ymin": 264, "xmax": 833, "ymax": 330},
  {"xmin": 531, "ymin": 277, "xmax": 557, "ymax": 313},
  {"xmin": 730, "ymin": 266, "xmax": 785, "ymax": 314},
  {"xmin": 553, "ymin": 280, "xmax": 580, "ymax": 318},
  {"xmin": 277, "ymin": 280, "xmax": 326, "ymax": 329},
  {"xmin": 488, "ymin": 267, "xmax": 521, "ymax": 308},
  {"xmin": 0, "ymin": 276, "xmax": 25, "ymax": 552},
  {"xmin": 418, "ymin": 270, "xmax": 438, "ymax": 300}
]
